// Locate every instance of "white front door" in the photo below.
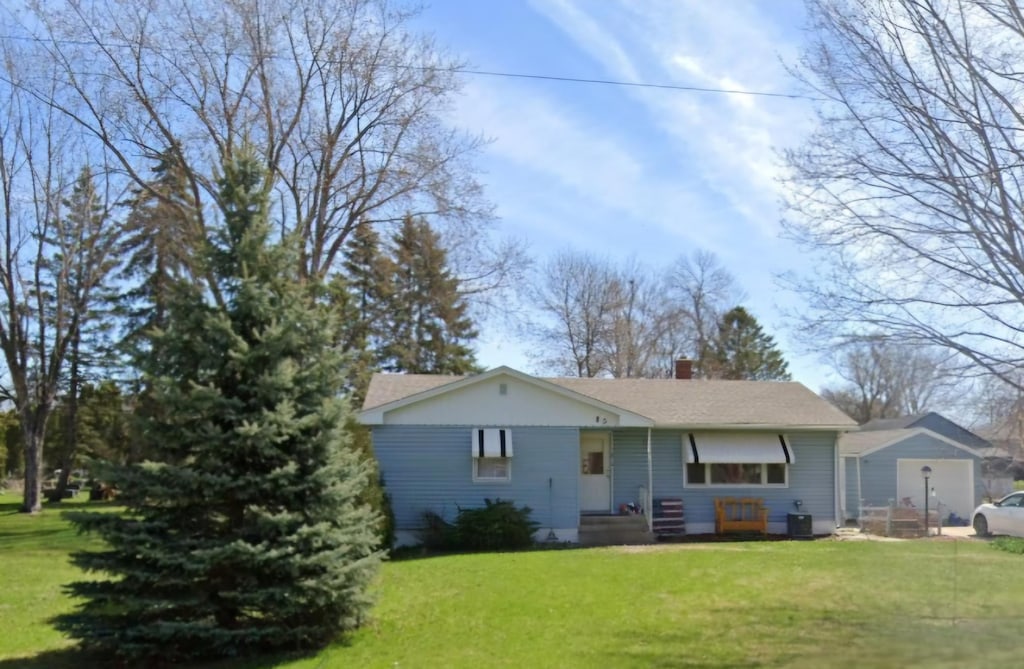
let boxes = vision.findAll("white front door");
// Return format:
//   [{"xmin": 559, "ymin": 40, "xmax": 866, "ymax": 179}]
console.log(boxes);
[{"xmin": 580, "ymin": 433, "xmax": 611, "ymax": 512}]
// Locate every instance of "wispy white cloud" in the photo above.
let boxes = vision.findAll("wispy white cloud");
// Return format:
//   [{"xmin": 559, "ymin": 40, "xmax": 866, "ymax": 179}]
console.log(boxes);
[
  {"xmin": 435, "ymin": 0, "xmax": 827, "ymax": 385},
  {"xmin": 453, "ymin": 78, "xmax": 734, "ymax": 253},
  {"xmin": 530, "ymin": 0, "xmax": 813, "ymax": 240},
  {"xmin": 527, "ymin": 0, "xmax": 643, "ymax": 81}
]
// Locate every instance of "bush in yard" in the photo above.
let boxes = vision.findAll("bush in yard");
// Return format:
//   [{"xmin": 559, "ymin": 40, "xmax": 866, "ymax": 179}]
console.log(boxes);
[
  {"xmin": 56, "ymin": 152, "xmax": 381, "ymax": 665},
  {"xmin": 453, "ymin": 498, "xmax": 539, "ymax": 551},
  {"xmin": 419, "ymin": 510, "xmax": 457, "ymax": 550},
  {"xmin": 378, "ymin": 478, "xmax": 396, "ymax": 551},
  {"xmin": 992, "ymin": 537, "xmax": 1024, "ymax": 555}
]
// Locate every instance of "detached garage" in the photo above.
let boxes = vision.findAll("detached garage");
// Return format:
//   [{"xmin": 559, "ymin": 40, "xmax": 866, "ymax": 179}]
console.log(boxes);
[{"xmin": 840, "ymin": 427, "xmax": 984, "ymax": 523}]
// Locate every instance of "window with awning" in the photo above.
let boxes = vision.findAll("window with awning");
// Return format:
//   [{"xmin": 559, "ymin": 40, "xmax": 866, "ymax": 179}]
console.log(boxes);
[
  {"xmin": 684, "ymin": 432, "xmax": 792, "ymax": 464},
  {"xmin": 471, "ymin": 428, "xmax": 512, "ymax": 482},
  {"xmin": 471, "ymin": 428, "xmax": 513, "ymax": 458},
  {"xmin": 684, "ymin": 433, "xmax": 791, "ymax": 487}
]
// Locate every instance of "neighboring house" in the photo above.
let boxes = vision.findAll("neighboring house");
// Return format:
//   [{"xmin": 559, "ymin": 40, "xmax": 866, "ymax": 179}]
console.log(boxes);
[
  {"xmin": 839, "ymin": 413, "xmax": 988, "ymax": 523},
  {"xmin": 860, "ymin": 413, "xmax": 990, "ymax": 450},
  {"xmin": 359, "ymin": 363, "xmax": 856, "ymax": 546},
  {"xmin": 976, "ymin": 408, "xmax": 1024, "ymax": 484}
]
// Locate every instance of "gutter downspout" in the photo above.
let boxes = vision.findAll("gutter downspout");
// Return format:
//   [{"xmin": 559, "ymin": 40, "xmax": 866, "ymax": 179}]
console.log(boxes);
[
  {"xmin": 856, "ymin": 455, "xmax": 863, "ymax": 522},
  {"xmin": 646, "ymin": 428, "xmax": 654, "ymax": 532},
  {"xmin": 834, "ymin": 434, "xmax": 842, "ymax": 530}
]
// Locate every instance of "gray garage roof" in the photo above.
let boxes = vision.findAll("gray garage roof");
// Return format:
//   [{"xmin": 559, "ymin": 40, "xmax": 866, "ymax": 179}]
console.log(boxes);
[
  {"xmin": 362, "ymin": 368, "xmax": 857, "ymax": 429},
  {"xmin": 838, "ymin": 429, "xmax": 910, "ymax": 456},
  {"xmin": 839, "ymin": 427, "xmax": 985, "ymax": 458},
  {"xmin": 859, "ymin": 415, "xmax": 929, "ymax": 431}
]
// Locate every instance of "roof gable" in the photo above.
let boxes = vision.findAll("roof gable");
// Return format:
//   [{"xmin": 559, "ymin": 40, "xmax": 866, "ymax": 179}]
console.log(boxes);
[
  {"xmin": 840, "ymin": 427, "xmax": 984, "ymax": 458},
  {"xmin": 860, "ymin": 414, "xmax": 930, "ymax": 431},
  {"xmin": 360, "ymin": 367, "xmax": 856, "ymax": 430},
  {"xmin": 359, "ymin": 367, "xmax": 654, "ymax": 427},
  {"xmin": 859, "ymin": 412, "xmax": 989, "ymax": 449}
]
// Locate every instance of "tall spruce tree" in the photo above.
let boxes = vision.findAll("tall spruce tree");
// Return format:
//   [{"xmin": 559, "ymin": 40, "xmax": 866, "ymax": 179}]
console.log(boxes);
[
  {"xmin": 338, "ymin": 223, "xmax": 392, "ymax": 403},
  {"xmin": 380, "ymin": 215, "xmax": 478, "ymax": 374},
  {"xmin": 44, "ymin": 381, "xmax": 131, "ymax": 473},
  {"xmin": 335, "ymin": 224, "xmax": 403, "ymax": 548},
  {"xmin": 58, "ymin": 153, "xmax": 381, "ymax": 664},
  {"xmin": 118, "ymin": 145, "xmax": 201, "ymax": 358},
  {"xmin": 709, "ymin": 306, "xmax": 791, "ymax": 381},
  {"xmin": 118, "ymin": 146, "xmax": 202, "ymax": 461}
]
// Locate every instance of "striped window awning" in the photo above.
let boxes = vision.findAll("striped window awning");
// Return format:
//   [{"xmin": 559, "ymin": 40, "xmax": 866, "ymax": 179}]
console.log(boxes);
[
  {"xmin": 685, "ymin": 432, "xmax": 792, "ymax": 464},
  {"xmin": 471, "ymin": 428, "xmax": 513, "ymax": 458}
]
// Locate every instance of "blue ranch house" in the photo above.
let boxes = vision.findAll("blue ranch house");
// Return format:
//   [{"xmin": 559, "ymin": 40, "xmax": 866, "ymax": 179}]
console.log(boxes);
[{"xmin": 359, "ymin": 362, "xmax": 857, "ymax": 546}]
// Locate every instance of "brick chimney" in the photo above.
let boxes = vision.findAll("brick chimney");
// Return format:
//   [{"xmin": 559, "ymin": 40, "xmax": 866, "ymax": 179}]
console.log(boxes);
[{"xmin": 674, "ymin": 358, "xmax": 693, "ymax": 380}]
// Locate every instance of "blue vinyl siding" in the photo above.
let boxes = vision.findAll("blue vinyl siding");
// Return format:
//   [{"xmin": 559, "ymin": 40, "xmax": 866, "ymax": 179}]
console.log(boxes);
[
  {"xmin": 611, "ymin": 429, "xmax": 649, "ymax": 509},
  {"xmin": 844, "ymin": 456, "xmax": 860, "ymax": 520},
  {"xmin": 376, "ymin": 425, "xmax": 840, "ymax": 535},
  {"xmin": 610, "ymin": 429, "xmax": 838, "ymax": 527},
  {"xmin": 857, "ymin": 433, "xmax": 982, "ymax": 508},
  {"xmin": 373, "ymin": 425, "xmax": 579, "ymax": 531}
]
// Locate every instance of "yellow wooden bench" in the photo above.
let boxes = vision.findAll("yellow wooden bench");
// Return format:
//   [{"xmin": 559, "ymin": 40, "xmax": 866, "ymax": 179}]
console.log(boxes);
[{"xmin": 714, "ymin": 497, "xmax": 768, "ymax": 535}]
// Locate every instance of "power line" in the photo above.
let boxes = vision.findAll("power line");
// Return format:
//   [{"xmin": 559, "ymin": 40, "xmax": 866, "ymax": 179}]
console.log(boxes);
[
  {"xmin": 0, "ymin": 32, "xmax": 821, "ymax": 102},
  {"xmin": 458, "ymin": 68, "xmax": 821, "ymax": 101}
]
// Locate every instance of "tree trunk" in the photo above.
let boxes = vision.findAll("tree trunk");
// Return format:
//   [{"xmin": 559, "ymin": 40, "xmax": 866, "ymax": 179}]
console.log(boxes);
[
  {"xmin": 55, "ymin": 335, "xmax": 82, "ymax": 501},
  {"xmin": 21, "ymin": 426, "xmax": 44, "ymax": 514}
]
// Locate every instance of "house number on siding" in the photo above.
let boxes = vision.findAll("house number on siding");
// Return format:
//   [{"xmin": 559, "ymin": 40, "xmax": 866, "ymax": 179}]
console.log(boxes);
[{"xmin": 595, "ymin": 416, "xmax": 607, "ymax": 424}]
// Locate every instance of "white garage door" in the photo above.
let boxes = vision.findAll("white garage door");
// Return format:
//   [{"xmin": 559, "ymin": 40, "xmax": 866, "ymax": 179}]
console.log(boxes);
[{"xmin": 896, "ymin": 459, "xmax": 974, "ymax": 521}]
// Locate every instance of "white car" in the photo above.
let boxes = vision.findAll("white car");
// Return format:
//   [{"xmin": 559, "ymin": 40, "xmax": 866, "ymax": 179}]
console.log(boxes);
[{"xmin": 972, "ymin": 491, "xmax": 1024, "ymax": 537}]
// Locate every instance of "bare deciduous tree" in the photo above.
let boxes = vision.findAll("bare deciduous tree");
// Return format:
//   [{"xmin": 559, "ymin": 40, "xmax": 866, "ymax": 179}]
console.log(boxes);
[
  {"xmin": 820, "ymin": 338, "xmax": 959, "ymax": 423},
  {"xmin": 13, "ymin": 0, "xmax": 512, "ymax": 286},
  {"xmin": 529, "ymin": 251, "xmax": 620, "ymax": 378},
  {"xmin": 784, "ymin": 0, "xmax": 1024, "ymax": 388},
  {"xmin": 668, "ymin": 250, "xmax": 742, "ymax": 378},
  {"xmin": 528, "ymin": 250, "xmax": 743, "ymax": 379},
  {"xmin": 601, "ymin": 260, "xmax": 677, "ymax": 379},
  {"xmin": 0, "ymin": 61, "xmax": 120, "ymax": 512}
]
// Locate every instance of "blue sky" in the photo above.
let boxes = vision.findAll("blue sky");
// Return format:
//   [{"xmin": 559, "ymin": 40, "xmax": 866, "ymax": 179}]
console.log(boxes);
[{"xmin": 413, "ymin": 1, "xmax": 831, "ymax": 389}]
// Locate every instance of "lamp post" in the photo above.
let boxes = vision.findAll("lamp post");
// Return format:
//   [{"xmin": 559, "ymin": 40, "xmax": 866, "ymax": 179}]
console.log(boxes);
[{"xmin": 921, "ymin": 465, "xmax": 932, "ymax": 536}]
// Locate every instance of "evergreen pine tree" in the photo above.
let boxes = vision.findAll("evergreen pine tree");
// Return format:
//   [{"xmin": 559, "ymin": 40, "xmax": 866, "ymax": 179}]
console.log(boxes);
[
  {"xmin": 338, "ymin": 223, "xmax": 393, "ymax": 404},
  {"xmin": 710, "ymin": 306, "xmax": 791, "ymax": 381},
  {"xmin": 69, "ymin": 382, "xmax": 130, "ymax": 464},
  {"xmin": 118, "ymin": 145, "xmax": 201, "ymax": 358},
  {"xmin": 118, "ymin": 146, "xmax": 202, "ymax": 461},
  {"xmin": 380, "ymin": 215, "xmax": 479, "ymax": 374},
  {"xmin": 58, "ymin": 153, "xmax": 381, "ymax": 664}
]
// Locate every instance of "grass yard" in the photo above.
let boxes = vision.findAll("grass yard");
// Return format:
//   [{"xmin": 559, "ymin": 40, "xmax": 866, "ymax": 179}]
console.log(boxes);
[{"xmin": 2, "ymin": 493, "xmax": 1023, "ymax": 668}]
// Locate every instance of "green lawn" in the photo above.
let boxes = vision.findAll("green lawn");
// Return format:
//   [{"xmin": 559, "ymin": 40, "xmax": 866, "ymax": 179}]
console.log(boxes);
[{"xmin": 1, "ymin": 493, "xmax": 1022, "ymax": 668}]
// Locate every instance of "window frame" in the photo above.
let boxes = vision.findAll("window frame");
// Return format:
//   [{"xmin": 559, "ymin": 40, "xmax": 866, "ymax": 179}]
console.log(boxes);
[
  {"xmin": 472, "ymin": 456, "xmax": 512, "ymax": 483},
  {"xmin": 684, "ymin": 461, "xmax": 789, "ymax": 488}
]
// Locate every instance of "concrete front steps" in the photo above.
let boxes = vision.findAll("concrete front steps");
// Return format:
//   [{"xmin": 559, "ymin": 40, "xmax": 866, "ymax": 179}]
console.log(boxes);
[{"xmin": 578, "ymin": 514, "xmax": 653, "ymax": 546}]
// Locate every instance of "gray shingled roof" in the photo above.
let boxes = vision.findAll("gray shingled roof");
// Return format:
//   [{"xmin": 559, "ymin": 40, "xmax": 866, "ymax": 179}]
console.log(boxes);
[
  {"xmin": 838, "ymin": 429, "xmax": 910, "ymax": 455},
  {"xmin": 362, "ymin": 373, "xmax": 457, "ymax": 410},
  {"xmin": 362, "ymin": 371, "xmax": 857, "ymax": 428},
  {"xmin": 859, "ymin": 414, "xmax": 929, "ymax": 431}
]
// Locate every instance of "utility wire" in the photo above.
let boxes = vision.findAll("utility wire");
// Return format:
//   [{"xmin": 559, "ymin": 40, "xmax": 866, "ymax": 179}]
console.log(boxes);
[
  {"xmin": 0, "ymin": 31, "xmax": 822, "ymax": 102},
  {"xmin": 457, "ymin": 68, "xmax": 821, "ymax": 100}
]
